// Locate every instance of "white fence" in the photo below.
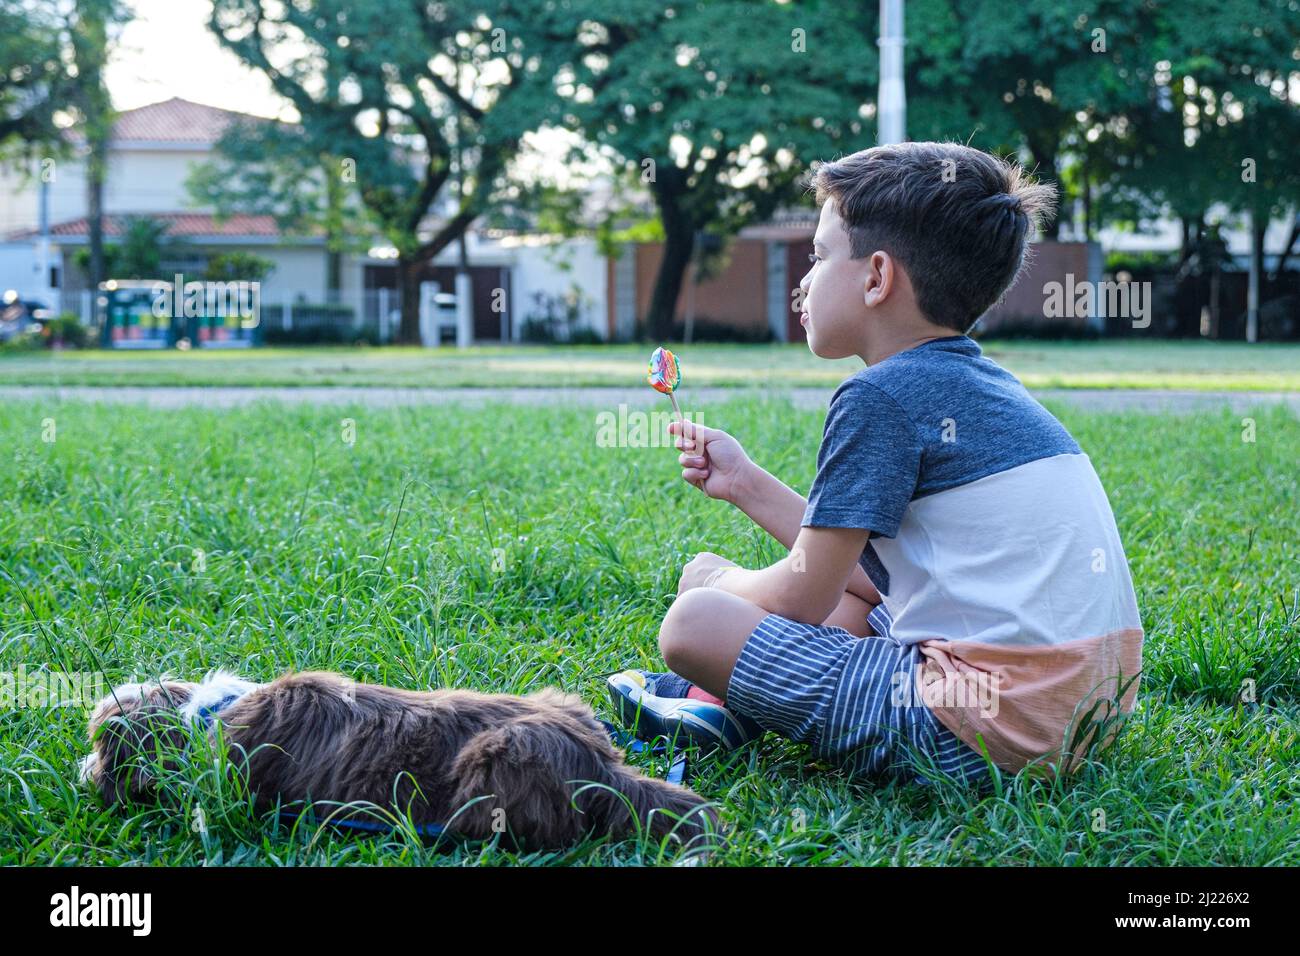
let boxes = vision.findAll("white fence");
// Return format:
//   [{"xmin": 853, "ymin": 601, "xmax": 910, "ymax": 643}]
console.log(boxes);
[{"xmin": 57, "ymin": 287, "xmax": 446, "ymax": 345}]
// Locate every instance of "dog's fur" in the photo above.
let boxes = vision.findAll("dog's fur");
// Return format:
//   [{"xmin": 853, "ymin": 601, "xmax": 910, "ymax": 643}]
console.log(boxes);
[{"xmin": 82, "ymin": 670, "xmax": 717, "ymax": 849}]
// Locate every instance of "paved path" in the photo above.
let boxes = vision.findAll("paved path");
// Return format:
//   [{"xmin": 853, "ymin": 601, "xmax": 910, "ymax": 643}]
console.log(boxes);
[{"xmin": 1, "ymin": 384, "xmax": 1296, "ymax": 414}]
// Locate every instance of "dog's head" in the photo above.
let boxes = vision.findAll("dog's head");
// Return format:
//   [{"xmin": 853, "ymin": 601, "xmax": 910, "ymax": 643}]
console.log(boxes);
[{"xmin": 81, "ymin": 679, "xmax": 200, "ymax": 806}]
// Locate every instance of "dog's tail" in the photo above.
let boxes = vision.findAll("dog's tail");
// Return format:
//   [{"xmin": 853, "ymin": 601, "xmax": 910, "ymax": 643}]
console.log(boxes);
[
  {"xmin": 450, "ymin": 704, "xmax": 722, "ymax": 850},
  {"xmin": 588, "ymin": 763, "xmax": 721, "ymax": 847}
]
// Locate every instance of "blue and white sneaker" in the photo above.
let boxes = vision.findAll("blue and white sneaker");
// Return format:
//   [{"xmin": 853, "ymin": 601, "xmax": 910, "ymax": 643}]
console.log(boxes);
[{"xmin": 606, "ymin": 670, "xmax": 764, "ymax": 752}]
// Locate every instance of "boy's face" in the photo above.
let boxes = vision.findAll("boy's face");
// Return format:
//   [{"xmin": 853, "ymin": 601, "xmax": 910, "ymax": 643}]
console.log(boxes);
[{"xmin": 798, "ymin": 200, "xmax": 871, "ymax": 359}]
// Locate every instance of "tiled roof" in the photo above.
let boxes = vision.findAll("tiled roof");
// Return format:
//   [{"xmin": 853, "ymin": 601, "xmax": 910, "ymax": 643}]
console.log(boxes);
[
  {"xmin": 6, "ymin": 212, "xmax": 290, "ymax": 241},
  {"xmin": 60, "ymin": 97, "xmax": 263, "ymax": 146},
  {"xmin": 112, "ymin": 97, "xmax": 260, "ymax": 143}
]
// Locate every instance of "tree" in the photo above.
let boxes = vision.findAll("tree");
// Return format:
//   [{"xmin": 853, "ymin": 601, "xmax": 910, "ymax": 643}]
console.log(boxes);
[
  {"xmin": 567, "ymin": 0, "xmax": 875, "ymax": 340},
  {"xmin": 1070, "ymin": 0, "xmax": 1300, "ymax": 339},
  {"xmin": 203, "ymin": 250, "xmax": 275, "ymax": 283},
  {"xmin": 1172, "ymin": 2, "xmax": 1300, "ymax": 342},
  {"xmin": 0, "ymin": 1, "xmax": 64, "ymax": 157},
  {"xmin": 208, "ymin": 0, "xmax": 586, "ymax": 343},
  {"xmin": 187, "ymin": 117, "xmax": 358, "ymax": 300},
  {"xmin": 64, "ymin": 0, "xmax": 129, "ymax": 293},
  {"xmin": 904, "ymin": 0, "xmax": 1173, "ymax": 239},
  {"xmin": 71, "ymin": 215, "xmax": 187, "ymax": 279}
]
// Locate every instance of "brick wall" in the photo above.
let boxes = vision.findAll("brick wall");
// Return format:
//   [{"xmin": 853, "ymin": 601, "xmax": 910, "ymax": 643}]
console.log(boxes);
[
  {"xmin": 615, "ymin": 238, "xmax": 1101, "ymax": 339},
  {"xmin": 977, "ymin": 241, "xmax": 1100, "ymax": 332},
  {"xmin": 632, "ymin": 239, "xmax": 770, "ymax": 334}
]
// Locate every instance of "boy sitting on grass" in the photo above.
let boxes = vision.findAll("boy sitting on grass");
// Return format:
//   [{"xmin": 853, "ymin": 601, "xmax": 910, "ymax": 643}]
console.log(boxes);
[{"xmin": 607, "ymin": 142, "xmax": 1143, "ymax": 785}]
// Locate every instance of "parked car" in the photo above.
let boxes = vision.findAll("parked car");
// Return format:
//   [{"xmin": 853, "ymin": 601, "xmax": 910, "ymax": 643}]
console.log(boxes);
[{"xmin": 0, "ymin": 291, "xmax": 54, "ymax": 342}]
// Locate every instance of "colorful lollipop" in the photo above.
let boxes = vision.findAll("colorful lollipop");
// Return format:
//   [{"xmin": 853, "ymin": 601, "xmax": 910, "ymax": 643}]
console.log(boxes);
[
  {"xmin": 647, "ymin": 346, "xmax": 681, "ymax": 395},
  {"xmin": 647, "ymin": 345, "xmax": 685, "ymax": 428},
  {"xmin": 647, "ymin": 346, "xmax": 701, "ymax": 487}
]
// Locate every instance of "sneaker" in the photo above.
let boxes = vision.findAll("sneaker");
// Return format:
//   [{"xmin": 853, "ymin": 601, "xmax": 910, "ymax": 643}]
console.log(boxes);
[{"xmin": 606, "ymin": 670, "xmax": 764, "ymax": 751}]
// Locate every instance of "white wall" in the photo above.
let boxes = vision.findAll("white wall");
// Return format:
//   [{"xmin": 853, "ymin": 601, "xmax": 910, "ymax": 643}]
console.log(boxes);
[
  {"xmin": 0, "ymin": 160, "xmax": 40, "ymax": 237},
  {"xmin": 105, "ymin": 148, "xmax": 212, "ymax": 215},
  {"xmin": 257, "ymin": 246, "xmax": 329, "ymax": 301},
  {"xmin": 0, "ymin": 153, "xmax": 90, "ymax": 236},
  {"xmin": 503, "ymin": 235, "xmax": 608, "ymax": 340},
  {"xmin": 0, "ymin": 146, "xmax": 214, "ymax": 239},
  {"xmin": 0, "ymin": 242, "xmax": 49, "ymax": 303}
]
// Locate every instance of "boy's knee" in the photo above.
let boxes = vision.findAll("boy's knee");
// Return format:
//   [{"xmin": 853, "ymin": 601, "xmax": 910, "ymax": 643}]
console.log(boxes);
[{"xmin": 657, "ymin": 587, "xmax": 719, "ymax": 672}]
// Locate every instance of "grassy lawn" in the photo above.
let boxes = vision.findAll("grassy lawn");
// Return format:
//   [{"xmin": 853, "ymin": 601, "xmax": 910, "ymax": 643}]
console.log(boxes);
[
  {"xmin": 2, "ymin": 339, "xmax": 1299, "ymax": 391},
  {"xmin": 1, "ymin": 397, "xmax": 1297, "ymax": 865}
]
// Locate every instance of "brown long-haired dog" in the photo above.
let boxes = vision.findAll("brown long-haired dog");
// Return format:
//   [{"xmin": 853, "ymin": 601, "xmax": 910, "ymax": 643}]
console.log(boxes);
[{"xmin": 81, "ymin": 669, "xmax": 718, "ymax": 849}]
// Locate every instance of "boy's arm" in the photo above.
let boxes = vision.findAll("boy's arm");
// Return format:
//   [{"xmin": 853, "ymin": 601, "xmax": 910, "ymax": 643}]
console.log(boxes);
[
  {"xmin": 670, "ymin": 417, "xmax": 881, "ymax": 605},
  {"xmin": 732, "ymin": 463, "xmax": 882, "ymax": 605},
  {"xmin": 705, "ymin": 525, "xmax": 873, "ymax": 625}
]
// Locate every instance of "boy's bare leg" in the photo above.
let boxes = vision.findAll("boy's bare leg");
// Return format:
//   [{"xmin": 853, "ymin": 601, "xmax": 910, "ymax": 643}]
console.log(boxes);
[
  {"xmin": 823, "ymin": 590, "xmax": 874, "ymax": 638},
  {"xmin": 658, "ymin": 587, "xmax": 876, "ymax": 704}
]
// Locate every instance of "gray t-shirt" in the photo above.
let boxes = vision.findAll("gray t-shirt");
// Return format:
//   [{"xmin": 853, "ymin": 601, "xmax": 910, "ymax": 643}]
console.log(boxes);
[
  {"xmin": 798, "ymin": 336, "xmax": 1144, "ymax": 774},
  {"xmin": 801, "ymin": 335, "xmax": 1081, "ymax": 596}
]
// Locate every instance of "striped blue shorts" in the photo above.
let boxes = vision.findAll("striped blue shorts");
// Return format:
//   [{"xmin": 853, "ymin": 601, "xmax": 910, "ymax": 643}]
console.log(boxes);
[{"xmin": 725, "ymin": 603, "xmax": 993, "ymax": 788}]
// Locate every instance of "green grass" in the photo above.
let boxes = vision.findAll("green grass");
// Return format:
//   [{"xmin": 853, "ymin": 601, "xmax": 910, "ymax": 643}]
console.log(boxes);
[
  {"xmin": 3, "ymin": 339, "xmax": 1299, "ymax": 390},
  {"xmin": 1, "ymin": 397, "xmax": 1297, "ymax": 865}
]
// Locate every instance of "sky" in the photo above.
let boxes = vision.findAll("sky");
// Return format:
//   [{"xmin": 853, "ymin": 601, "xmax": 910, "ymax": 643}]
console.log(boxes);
[{"xmin": 105, "ymin": 0, "xmax": 286, "ymax": 117}]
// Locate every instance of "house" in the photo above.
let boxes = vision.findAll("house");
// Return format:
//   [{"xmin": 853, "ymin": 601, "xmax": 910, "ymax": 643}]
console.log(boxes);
[{"xmin": 0, "ymin": 97, "xmax": 611, "ymax": 342}]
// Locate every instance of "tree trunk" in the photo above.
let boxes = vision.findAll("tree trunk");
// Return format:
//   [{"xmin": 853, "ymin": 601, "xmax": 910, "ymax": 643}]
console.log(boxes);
[
  {"xmin": 646, "ymin": 230, "xmax": 693, "ymax": 341},
  {"xmin": 73, "ymin": 0, "xmax": 114, "ymax": 293},
  {"xmin": 1081, "ymin": 165, "xmax": 1092, "ymax": 241},
  {"xmin": 640, "ymin": 165, "xmax": 700, "ymax": 341},
  {"xmin": 644, "ymin": 175, "xmax": 696, "ymax": 341},
  {"xmin": 1246, "ymin": 211, "xmax": 1264, "ymax": 344},
  {"xmin": 87, "ymin": 157, "xmax": 104, "ymax": 289},
  {"xmin": 397, "ymin": 256, "xmax": 424, "ymax": 345},
  {"xmin": 1178, "ymin": 216, "xmax": 1194, "ymax": 268},
  {"xmin": 325, "ymin": 162, "xmax": 343, "ymax": 302},
  {"xmin": 1269, "ymin": 212, "xmax": 1299, "ymax": 281},
  {"xmin": 1208, "ymin": 266, "xmax": 1221, "ymax": 339},
  {"xmin": 1024, "ymin": 136, "xmax": 1060, "ymax": 239},
  {"xmin": 326, "ymin": 250, "xmax": 341, "ymax": 303}
]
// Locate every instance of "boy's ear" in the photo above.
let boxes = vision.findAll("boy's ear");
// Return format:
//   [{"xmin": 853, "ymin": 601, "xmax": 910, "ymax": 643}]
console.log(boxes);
[{"xmin": 862, "ymin": 251, "xmax": 895, "ymax": 308}]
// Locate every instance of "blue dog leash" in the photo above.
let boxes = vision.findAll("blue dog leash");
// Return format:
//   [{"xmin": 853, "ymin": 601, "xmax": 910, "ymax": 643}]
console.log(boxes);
[
  {"xmin": 196, "ymin": 693, "xmax": 241, "ymax": 726},
  {"xmin": 599, "ymin": 719, "xmax": 689, "ymax": 786}
]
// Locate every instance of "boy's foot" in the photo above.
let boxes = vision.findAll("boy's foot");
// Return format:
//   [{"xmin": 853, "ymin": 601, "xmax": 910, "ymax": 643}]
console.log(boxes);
[{"xmin": 606, "ymin": 670, "xmax": 764, "ymax": 752}]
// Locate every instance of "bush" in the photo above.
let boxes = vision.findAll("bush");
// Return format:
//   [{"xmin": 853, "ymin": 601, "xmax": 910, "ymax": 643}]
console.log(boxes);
[
  {"xmin": 262, "ymin": 323, "xmax": 379, "ymax": 346},
  {"xmin": 259, "ymin": 303, "xmax": 378, "ymax": 344},
  {"xmin": 970, "ymin": 317, "xmax": 1104, "ymax": 341},
  {"xmin": 0, "ymin": 330, "xmax": 43, "ymax": 352},
  {"xmin": 1253, "ymin": 294, "xmax": 1300, "ymax": 341},
  {"xmin": 519, "ymin": 316, "xmax": 604, "ymax": 344},
  {"xmin": 0, "ymin": 312, "xmax": 91, "ymax": 351},
  {"xmin": 519, "ymin": 288, "xmax": 603, "ymax": 342},
  {"xmin": 630, "ymin": 316, "xmax": 774, "ymax": 343},
  {"xmin": 1104, "ymin": 249, "xmax": 1180, "ymax": 275},
  {"xmin": 204, "ymin": 251, "xmax": 276, "ymax": 283},
  {"xmin": 43, "ymin": 313, "xmax": 92, "ymax": 348}
]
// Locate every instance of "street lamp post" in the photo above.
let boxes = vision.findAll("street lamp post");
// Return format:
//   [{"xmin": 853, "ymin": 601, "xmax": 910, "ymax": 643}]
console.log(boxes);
[{"xmin": 877, "ymin": 0, "xmax": 906, "ymax": 145}]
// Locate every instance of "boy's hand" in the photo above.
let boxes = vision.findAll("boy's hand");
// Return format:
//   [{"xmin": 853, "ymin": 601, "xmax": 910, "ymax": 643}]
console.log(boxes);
[
  {"xmin": 669, "ymin": 419, "xmax": 755, "ymax": 505},
  {"xmin": 677, "ymin": 551, "xmax": 738, "ymax": 596}
]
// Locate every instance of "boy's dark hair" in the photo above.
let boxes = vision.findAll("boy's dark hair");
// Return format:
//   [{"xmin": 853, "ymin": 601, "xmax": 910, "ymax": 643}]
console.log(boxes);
[{"xmin": 807, "ymin": 142, "xmax": 1058, "ymax": 333}]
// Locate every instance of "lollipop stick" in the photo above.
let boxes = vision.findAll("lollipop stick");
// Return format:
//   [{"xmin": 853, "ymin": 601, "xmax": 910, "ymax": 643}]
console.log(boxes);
[
  {"xmin": 668, "ymin": 391, "xmax": 689, "ymax": 453},
  {"xmin": 668, "ymin": 391, "xmax": 704, "ymax": 490},
  {"xmin": 668, "ymin": 391, "xmax": 685, "ymax": 432}
]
